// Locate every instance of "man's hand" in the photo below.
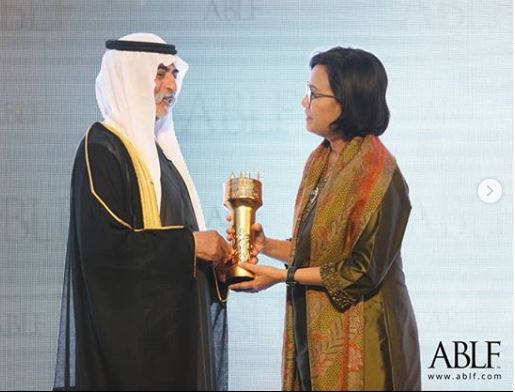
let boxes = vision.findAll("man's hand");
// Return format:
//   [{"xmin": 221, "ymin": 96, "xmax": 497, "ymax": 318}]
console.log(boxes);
[
  {"xmin": 193, "ymin": 230, "xmax": 231, "ymax": 265},
  {"xmin": 214, "ymin": 259, "xmax": 235, "ymax": 284}
]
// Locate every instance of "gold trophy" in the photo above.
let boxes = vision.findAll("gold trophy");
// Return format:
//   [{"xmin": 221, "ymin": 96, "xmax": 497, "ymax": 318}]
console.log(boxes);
[{"xmin": 224, "ymin": 172, "xmax": 263, "ymax": 285}]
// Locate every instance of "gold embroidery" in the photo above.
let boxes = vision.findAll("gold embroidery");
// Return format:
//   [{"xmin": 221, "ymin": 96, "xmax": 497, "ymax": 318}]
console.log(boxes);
[
  {"xmin": 320, "ymin": 263, "xmax": 357, "ymax": 311},
  {"xmin": 212, "ymin": 268, "xmax": 228, "ymax": 303},
  {"xmin": 85, "ymin": 128, "xmax": 133, "ymax": 230},
  {"xmin": 84, "ymin": 124, "xmax": 216, "ymax": 286},
  {"xmin": 100, "ymin": 122, "xmax": 161, "ymax": 229}
]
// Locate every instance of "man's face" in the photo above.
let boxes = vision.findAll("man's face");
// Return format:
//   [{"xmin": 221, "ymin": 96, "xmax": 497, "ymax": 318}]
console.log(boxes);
[{"xmin": 154, "ymin": 63, "xmax": 178, "ymax": 119}]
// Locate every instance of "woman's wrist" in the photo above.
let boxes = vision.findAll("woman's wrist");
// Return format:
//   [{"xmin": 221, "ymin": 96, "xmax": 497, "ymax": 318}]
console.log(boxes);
[
  {"xmin": 276, "ymin": 268, "xmax": 287, "ymax": 284},
  {"xmin": 261, "ymin": 236, "xmax": 269, "ymax": 255}
]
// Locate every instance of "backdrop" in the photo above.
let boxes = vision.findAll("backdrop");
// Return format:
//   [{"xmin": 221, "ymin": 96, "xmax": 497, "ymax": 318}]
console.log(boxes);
[{"xmin": 0, "ymin": 1, "xmax": 512, "ymax": 390}]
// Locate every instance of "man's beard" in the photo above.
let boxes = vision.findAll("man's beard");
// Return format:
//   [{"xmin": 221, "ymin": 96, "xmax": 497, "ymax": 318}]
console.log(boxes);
[{"xmin": 155, "ymin": 93, "xmax": 175, "ymax": 106}]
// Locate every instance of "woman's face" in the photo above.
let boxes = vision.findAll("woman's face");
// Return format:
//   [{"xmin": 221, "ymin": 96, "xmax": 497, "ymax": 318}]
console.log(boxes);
[{"xmin": 301, "ymin": 64, "xmax": 342, "ymax": 139}]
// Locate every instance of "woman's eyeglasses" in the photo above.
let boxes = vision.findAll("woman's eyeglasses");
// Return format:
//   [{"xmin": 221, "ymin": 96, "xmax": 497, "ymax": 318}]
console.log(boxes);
[{"xmin": 305, "ymin": 82, "xmax": 339, "ymax": 106}]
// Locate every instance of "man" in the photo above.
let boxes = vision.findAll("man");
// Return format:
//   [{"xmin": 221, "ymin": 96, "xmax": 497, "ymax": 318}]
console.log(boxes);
[{"xmin": 53, "ymin": 33, "xmax": 230, "ymax": 391}]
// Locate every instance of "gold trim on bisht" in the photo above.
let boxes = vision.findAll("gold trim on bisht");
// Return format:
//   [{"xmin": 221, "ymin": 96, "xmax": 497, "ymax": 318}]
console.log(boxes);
[
  {"xmin": 212, "ymin": 268, "xmax": 228, "ymax": 303},
  {"xmin": 100, "ymin": 122, "xmax": 161, "ymax": 229},
  {"xmin": 84, "ymin": 123, "xmax": 235, "ymax": 283},
  {"xmin": 84, "ymin": 124, "xmax": 184, "ymax": 231}
]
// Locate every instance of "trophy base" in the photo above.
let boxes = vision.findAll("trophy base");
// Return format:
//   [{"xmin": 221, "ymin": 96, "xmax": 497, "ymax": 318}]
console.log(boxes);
[{"xmin": 225, "ymin": 264, "xmax": 254, "ymax": 286}]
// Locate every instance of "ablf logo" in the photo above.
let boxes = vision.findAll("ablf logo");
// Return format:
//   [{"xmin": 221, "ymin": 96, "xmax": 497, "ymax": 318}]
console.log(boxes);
[{"xmin": 429, "ymin": 341, "xmax": 501, "ymax": 369}]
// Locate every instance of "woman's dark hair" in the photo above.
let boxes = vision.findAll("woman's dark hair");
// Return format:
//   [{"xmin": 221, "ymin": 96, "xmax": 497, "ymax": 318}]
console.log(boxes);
[{"xmin": 310, "ymin": 47, "xmax": 390, "ymax": 139}]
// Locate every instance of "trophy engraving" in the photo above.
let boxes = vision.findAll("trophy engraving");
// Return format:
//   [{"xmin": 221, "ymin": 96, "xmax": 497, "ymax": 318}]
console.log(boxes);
[{"xmin": 224, "ymin": 172, "xmax": 263, "ymax": 285}]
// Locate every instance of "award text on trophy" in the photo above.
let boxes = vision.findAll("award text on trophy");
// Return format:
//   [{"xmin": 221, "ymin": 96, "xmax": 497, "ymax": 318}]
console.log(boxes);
[{"xmin": 224, "ymin": 172, "xmax": 263, "ymax": 285}]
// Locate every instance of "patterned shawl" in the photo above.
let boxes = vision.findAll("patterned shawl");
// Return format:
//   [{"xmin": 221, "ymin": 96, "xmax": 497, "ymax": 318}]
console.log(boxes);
[{"xmin": 282, "ymin": 135, "xmax": 397, "ymax": 390}]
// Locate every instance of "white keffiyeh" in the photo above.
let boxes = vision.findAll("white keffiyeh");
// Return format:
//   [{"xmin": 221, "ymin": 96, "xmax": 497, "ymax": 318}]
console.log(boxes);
[{"xmin": 95, "ymin": 32, "xmax": 206, "ymax": 229}]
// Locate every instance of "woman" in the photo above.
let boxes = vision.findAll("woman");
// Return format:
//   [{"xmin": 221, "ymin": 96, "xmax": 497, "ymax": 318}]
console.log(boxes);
[{"xmin": 229, "ymin": 47, "xmax": 421, "ymax": 391}]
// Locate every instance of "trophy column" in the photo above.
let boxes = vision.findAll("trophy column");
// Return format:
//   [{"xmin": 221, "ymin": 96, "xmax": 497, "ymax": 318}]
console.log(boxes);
[{"xmin": 224, "ymin": 173, "xmax": 263, "ymax": 285}]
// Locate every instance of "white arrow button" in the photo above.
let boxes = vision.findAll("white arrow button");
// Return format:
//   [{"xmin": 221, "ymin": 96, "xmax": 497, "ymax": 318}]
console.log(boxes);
[{"xmin": 477, "ymin": 179, "xmax": 503, "ymax": 204}]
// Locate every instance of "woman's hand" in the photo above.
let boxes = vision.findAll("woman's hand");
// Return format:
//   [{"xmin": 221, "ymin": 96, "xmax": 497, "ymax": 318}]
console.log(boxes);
[
  {"xmin": 249, "ymin": 223, "xmax": 266, "ymax": 263},
  {"xmin": 226, "ymin": 215, "xmax": 267, "ymax": 264},
  {"xmin": 228, "ymin": 263, "xmax": 285, "ymax": 293}
]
